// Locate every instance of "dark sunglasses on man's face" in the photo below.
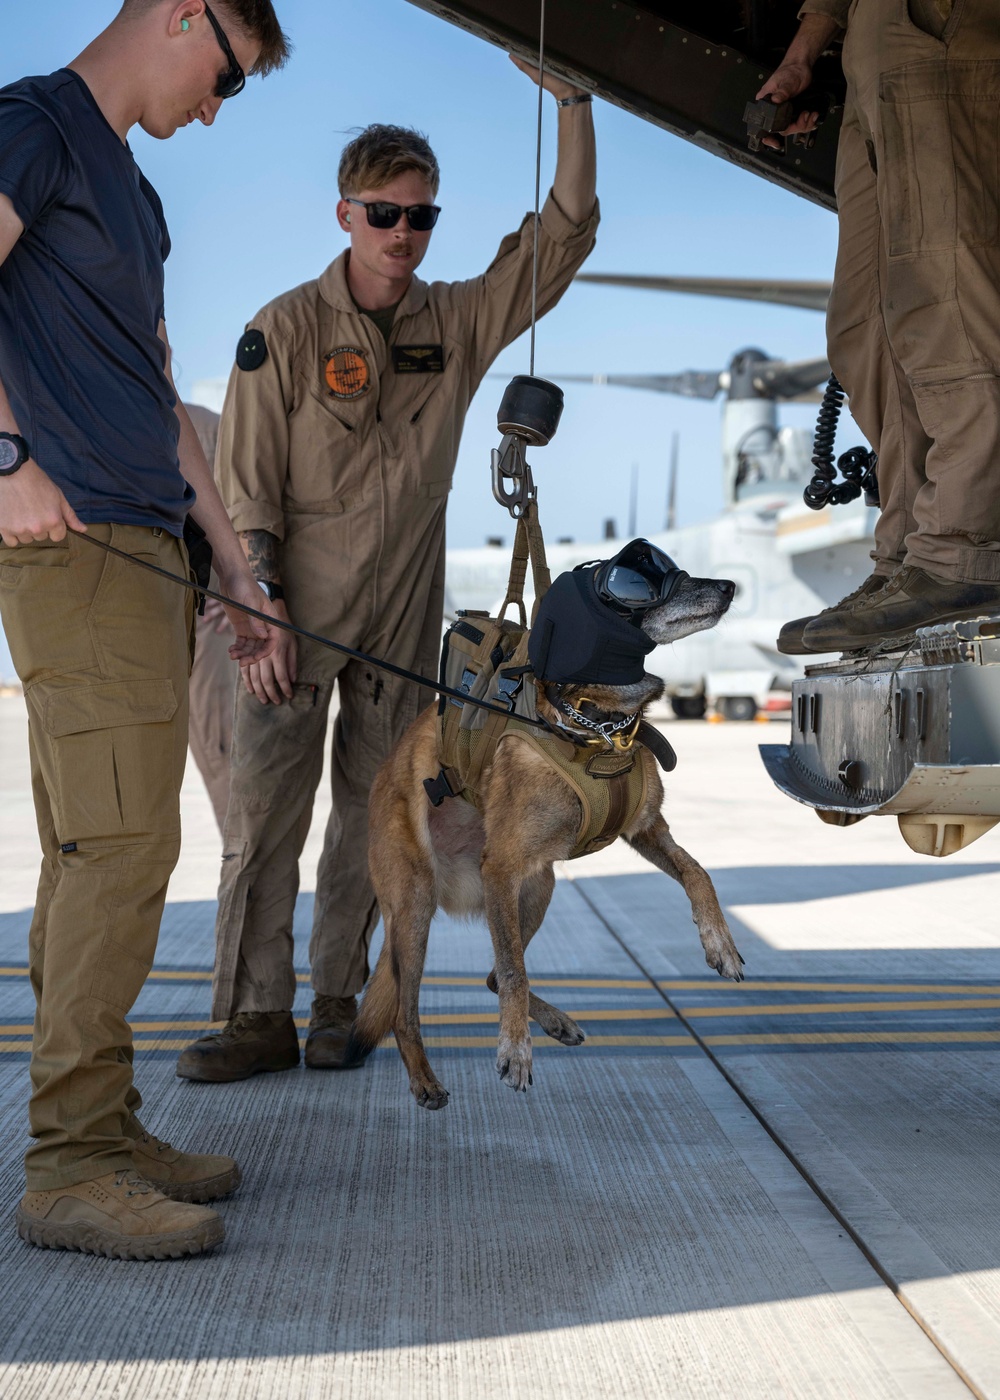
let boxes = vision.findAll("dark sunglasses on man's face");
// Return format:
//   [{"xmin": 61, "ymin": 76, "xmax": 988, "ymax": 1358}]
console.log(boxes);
[
  {"xmin": 203, "ymin": 3, "xmax": 246, "ymax": 99},
  {"xmin": 344, "ymin": 198, "xmax": 441, "ymax": 232}
]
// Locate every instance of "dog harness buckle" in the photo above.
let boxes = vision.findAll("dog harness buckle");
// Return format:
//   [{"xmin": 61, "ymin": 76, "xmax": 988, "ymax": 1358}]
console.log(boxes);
[
  {"xmin": 423, "ymin": 767, "xmax": 462, "ymax": 807},
  {"xmin": 494, "ymin": 671, "xmax": 524, "ymax": 713}
]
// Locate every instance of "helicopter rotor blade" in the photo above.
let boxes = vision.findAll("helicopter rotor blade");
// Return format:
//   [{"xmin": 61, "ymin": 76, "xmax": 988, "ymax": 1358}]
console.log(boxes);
[
  {"xmin": 751, "ymin": 356, "xmax": 831, "ymax": 400},
  {"xmin": 575, "ymin": 274, "xmax": 831, "ymax": 313},
  {"xmin": 555, "ymin": 371, "xmax": 724, "ymax": 400}
]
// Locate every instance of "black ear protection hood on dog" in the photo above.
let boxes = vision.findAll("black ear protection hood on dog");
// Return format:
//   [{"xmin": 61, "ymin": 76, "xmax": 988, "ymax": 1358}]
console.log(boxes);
[
  {"xmin": 526, "ymin": 537, "xmax": 680, "ymax": 686},
  {"xmin": 528, "ymin": 539, "xmax": 688, "ymax": 687}
]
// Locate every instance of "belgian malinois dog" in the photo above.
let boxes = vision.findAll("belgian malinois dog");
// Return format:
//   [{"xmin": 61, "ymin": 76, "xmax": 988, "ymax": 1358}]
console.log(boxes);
[{"xmin": 348, "ymin": 542, "xmax": 745, "ymax": 1108}]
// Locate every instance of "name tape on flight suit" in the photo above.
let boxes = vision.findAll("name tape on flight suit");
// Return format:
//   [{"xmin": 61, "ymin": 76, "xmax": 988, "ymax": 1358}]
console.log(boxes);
[
  {"xmin": 392, "ymin": 345, "xmax": 444, "ymax": 374},
  {"xmin": 324, "ymin": 346, "xmax": 370, "ymax": 399},
  {"xmin": 236, "ymin": 329, "xmax": 268, "ymax": 372}
]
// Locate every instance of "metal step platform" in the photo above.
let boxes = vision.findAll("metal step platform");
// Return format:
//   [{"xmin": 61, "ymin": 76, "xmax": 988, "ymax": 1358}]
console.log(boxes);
[{"xmin": 761, "ymin": 615, "xmax": 1000, "ymax": 855}]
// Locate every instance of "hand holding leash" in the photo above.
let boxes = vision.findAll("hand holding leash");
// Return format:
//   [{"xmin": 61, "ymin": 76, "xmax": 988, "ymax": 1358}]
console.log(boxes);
[
  {"xmin": 243, "ymin": 597, "xmax": 297, "ymax": 704},
  {"xmin": 0, "ymin": 458, "xmax": 87, "ymax": 546}
]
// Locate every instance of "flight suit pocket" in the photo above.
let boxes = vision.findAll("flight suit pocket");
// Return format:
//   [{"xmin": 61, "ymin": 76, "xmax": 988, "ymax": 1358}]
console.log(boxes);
[
  {"xmin": 400, "ymin": 341, "xmax": 464, "ymax": 497},
  {"xmin": 879, "ymin": 61, "xmax": 1000, "ymax": 256},
  {"xmin": 39, "ymin": 678, "xmax": 180, "ymax": 843},
  {"xmin": 289, "ymin": 380, "xmax": 365, "ymax": 511}
]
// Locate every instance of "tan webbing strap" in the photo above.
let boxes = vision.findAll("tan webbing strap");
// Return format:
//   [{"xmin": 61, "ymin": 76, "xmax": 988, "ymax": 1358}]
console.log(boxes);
[
  {"xmin": 461, "ymin": 629, "xmax": 533, "ymax": 795},
  {"xmin": 498, "ymin": 502, "xmax": 551, "ymax": 627},
  {"xmin": 590, "ymin": 772, "xmax": 631, "ymax": 854},
  {"xmin": 499, "ymin": 515, "xmax": 531, "ymax": 627},
  {"xmin": 523, "ymin": 505, "xmax": 551, "ymax": 623}
]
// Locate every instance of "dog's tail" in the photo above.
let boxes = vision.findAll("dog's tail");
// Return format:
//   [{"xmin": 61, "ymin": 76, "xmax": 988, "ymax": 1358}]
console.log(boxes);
[{"xmin": 344, "ymin": 944, "xmax": 399, "ymax": 1067}]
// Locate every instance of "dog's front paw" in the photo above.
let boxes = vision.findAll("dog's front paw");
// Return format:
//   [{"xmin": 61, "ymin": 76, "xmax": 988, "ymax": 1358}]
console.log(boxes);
[
  {"xmin": 410, "ymin": 1073, "xmax": 450, "ymax": 1110},
  {"xmin": 497, "ymin": 1034, "xmax": 533, "ymax": 1092},
  {"xmin": 701, "ymin": 925, "xmax": 746, "ymax": 982}
]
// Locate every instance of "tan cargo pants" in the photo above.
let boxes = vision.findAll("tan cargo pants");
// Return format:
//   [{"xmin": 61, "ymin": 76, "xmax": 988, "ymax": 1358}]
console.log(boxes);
[
  {"xmin": 0, "ymin": 525, "xmax": 193, "ymax": 1189},
  {"xmin": 211, "ymin": 641, "xmax": 428, "ymax": 1019},
  {"xmin": 188, "ymin": 587, "xmax": 236, "ymax": 833},
  {"xmin": 829, "ymin": 0, "xmax": 1000, "ymax": 582}
]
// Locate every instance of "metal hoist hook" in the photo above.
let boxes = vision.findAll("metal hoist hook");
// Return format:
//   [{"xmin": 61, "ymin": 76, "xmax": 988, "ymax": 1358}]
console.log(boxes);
[{"xmin": 491, "ymin": 375, "xmax": 564, "ymax": 518}]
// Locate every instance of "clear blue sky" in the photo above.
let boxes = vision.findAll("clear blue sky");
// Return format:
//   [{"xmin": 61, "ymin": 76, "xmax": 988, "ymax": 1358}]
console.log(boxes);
[{"xmin": 1, "ymin": 0, "xmax": 850, "ymax": 677}]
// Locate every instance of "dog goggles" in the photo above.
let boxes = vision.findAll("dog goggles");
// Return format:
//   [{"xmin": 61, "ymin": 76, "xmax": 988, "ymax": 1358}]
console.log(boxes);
[
  {"xmin": 204, "ymin": 3, "xmax": 246, "ymax": 99},
  {"xmin": 344, "ymin": 199, "xmax": 442, "ymax": 231},
  {"xmin": 591, "ymin": 539, "xmax": 689, "ymax": 616}
]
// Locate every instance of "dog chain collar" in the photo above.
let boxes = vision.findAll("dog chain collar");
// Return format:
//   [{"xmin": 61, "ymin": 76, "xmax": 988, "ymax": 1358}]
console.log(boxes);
[{"xmin": 554, "ymin": 698, "xmax": 641, "ymax": 751}]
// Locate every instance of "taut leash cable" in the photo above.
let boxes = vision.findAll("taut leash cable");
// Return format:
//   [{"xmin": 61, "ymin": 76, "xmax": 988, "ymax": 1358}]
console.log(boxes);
[{"xmin": 73, "ymin": 529, "xmax": 549, "ymax": 729}]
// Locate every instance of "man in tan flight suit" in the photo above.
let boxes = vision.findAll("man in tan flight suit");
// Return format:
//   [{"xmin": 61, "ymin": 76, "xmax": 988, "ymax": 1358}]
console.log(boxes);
[
  {"xmin": 185, "ymin": 402, "xmax": 236, "ymax": 833},
  {"xmin": 768, "ymin": 0, "xmax": 1000, "ymax": 652},
  {"xmin": 176, "ymin": 55, "xmax": 599, "ymax": 1081}
]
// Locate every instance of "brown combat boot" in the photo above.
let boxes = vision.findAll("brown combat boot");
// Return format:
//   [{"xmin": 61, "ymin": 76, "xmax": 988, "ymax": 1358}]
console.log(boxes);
[
  {"xmin": 16, "ymin": 1170, "xmax": 224, "ymax": 1260},
  {"xmin": 126, "ymin": 1117, "xmax": 242, "ymax": 1203},
  {"xmin": 803, "ymin": 566, "xmax": 1000, "ymax": 652},
  {"xmin": 305, "ymin": 995, "xmax": 367, "ymax": 1070},
  {"xmin": 175, "ymin": 1011, "xmax": 300, "ymax": 1083},
  {"xmin": 776, "ymin": 573, "xmax": 893, "ymax": 655}
]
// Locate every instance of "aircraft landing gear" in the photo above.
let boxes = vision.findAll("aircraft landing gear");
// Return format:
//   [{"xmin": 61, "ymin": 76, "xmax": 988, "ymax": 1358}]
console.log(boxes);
[
  {"xmin": 671, "ymin": 696, "xmax": 707, "ymax": 721},
  {"xmin": 717, "ymin": 695, "xmax": 757, "ymax": 722}
]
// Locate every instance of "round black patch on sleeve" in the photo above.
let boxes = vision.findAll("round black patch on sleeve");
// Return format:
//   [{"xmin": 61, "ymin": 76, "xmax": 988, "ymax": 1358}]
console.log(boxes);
[{"xmin": 236, "ymin": 329, "xmax": 268, "ymax": 372}]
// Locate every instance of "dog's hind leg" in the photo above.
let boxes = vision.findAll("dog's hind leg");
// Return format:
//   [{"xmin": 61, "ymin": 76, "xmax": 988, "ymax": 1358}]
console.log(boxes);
[
  {"xmin": 388, "ymin": 875, "xmax": 450, "ymax": 1110},
  {"xmin": 626, "ymin": 815, "xmax": 745, "ymax": 981},
  {"xmin": 486, "ymin": 869, "xmax": 585, "ymax": 1047}
]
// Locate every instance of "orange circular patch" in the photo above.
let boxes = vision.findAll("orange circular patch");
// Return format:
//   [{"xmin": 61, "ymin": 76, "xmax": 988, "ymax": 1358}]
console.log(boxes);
[{"xmin": 324, "ymin": 347, "xmax": 370, "ymax": 399}]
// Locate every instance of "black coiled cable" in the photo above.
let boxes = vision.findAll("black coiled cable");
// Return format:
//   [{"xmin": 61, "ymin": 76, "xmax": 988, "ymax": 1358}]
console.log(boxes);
[{"xmin": 803, "ymin": 374, "xmax": 880, "ymax": 510}]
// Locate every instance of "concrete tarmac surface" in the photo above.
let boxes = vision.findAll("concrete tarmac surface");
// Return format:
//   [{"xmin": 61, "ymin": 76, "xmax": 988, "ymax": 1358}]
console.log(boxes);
[{"xmin": 2, "ymin": 695, "xmax": 1000, "ymax": 1398}]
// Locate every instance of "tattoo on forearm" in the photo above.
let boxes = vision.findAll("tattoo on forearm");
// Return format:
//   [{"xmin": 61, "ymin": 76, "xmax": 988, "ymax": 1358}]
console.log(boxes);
[{"xmin": 239, "ymin": 529, "xmax": 281, "ymax": 583}]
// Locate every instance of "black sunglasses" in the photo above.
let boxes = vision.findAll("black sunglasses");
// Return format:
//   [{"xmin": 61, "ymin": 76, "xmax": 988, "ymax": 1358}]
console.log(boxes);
[
  {"xmin": 344, "ymin": 198, "xmax": 441, "ymax": 232},
  {"xmin": 203, "ymin": 4, "xmax": 246, "ymax": 100}
]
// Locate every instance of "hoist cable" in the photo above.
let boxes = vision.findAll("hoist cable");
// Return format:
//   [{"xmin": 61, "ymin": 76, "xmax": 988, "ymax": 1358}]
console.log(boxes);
[{"xmin": 528, "ymin": 0, "xmax": 546, "ymax": 377}]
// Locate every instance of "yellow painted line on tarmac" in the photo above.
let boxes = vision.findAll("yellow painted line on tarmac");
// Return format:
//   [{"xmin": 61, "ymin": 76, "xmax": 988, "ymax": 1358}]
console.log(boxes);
[
  {"xmin": 704, "ymin": 1030, "xmax": 1000, "ymax": 1047},
  {"xmin": 9, "ymin": 1029, "xmax": 997, "ymax": 1050},
  {"xmin": 0, "ymin": 967, "xmax": 654, "ymax": 991},
  {"xmin": 147, "ymin": 970, "xmax": 214, "ymax": 982},
  {"xmin": 420, "ymin": 1007, "xmax": 676, "ymax": 1025},
  {"xmin": 1, "ymin": 1007, "xmax": 678, "ymax": 1039},
  {"xmin": 684, "ymin": 997, "xmax": 1000, "ymax": 1019},
  {"xmin": 424, "ymin": 977, "xmax": 655, "ymax": 990},
  {"xmin": 416, "ymin": 1035, "xmax": 693, "ymax": 1049},
  {"xmin": 661, "ymin": 980, "xmax": 1000, "ymax": 995},
  {"xmin": 0, "ymin": 1033, "xmax": 694, "ymax": 1053}
]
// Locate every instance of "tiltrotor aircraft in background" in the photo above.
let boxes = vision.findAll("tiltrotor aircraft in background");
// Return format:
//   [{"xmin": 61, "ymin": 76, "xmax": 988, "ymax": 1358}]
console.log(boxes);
[{"xmin": 445, "ymin": 274, "xmax": 877, "ymax": 721}]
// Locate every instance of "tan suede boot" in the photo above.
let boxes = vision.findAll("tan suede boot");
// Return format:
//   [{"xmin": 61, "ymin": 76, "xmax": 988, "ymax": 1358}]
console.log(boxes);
[
  {"xmin": 16, "ymin": 1171, "xmax": 224, "ymax": 1260},
  {"xmin": 127, "ymin": 1118, "xmax": 242, "ymax": 1204}
]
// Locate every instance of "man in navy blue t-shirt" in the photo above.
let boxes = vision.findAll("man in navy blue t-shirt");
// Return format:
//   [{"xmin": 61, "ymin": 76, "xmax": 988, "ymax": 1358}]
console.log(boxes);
[{"xmin": 0, "ymin": 0, "xmax": 289, "ymax": 1260}]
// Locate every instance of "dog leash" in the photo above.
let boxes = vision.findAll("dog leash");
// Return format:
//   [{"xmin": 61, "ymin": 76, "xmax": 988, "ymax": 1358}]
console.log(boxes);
[{"xmin": 73, "ymin": 529, "xmax": 551, "ymax": 730}]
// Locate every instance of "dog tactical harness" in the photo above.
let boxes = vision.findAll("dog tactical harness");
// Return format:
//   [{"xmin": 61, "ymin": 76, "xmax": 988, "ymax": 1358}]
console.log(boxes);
[{"xmin": 428, "ymin": 507, "xmax": 659, "ymax": 860}]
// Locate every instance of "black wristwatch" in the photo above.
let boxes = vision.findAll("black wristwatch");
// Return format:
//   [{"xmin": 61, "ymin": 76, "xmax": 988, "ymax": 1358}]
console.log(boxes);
[
  {"xmin": 256, "ymin": 579, "xmax": 285, "ymax": 602},
  {"xmin": 0, "ymin": 433, "xmax": 31, "ymax": 477}
]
